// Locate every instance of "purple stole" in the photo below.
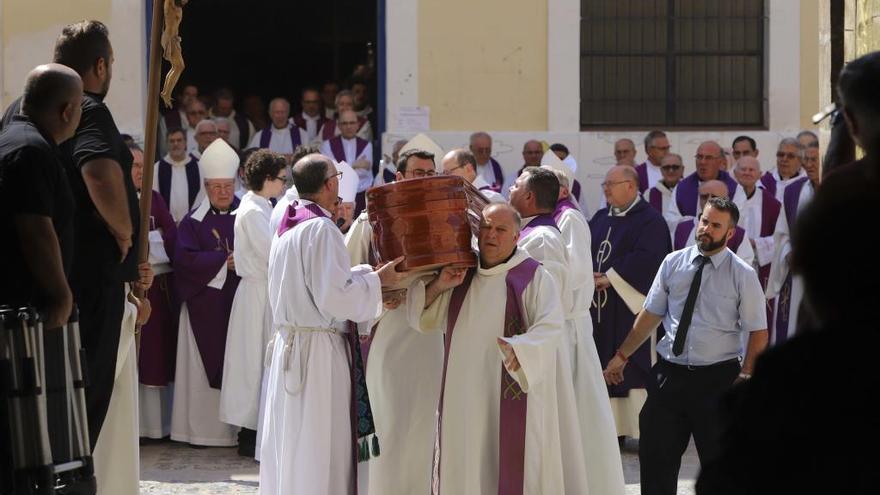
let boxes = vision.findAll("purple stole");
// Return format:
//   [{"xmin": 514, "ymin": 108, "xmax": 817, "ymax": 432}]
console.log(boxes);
[
  {"xmin": 328, "ymin": 136, "xmax": 368, "ymax": 164},
  {"xmin": 438, "ymin": 256, "xmax": 541, "ymax": 495},
  {"xmin": 673, "ymin": 220, "xmax": 745, "ymax": 253},
  {"xmin": 757, "ymin": 192, "xmax": 782, "ymax": 287},
  {"xmin": 382, "ymin": 168, "xmax": 396, "ymax": 184},
  {"xmin": 487, "ymin": 158, "xmax": 505, "ymax": 193},
  {"xmin": 320, "ymin": 117, "xmax": 368, "ymax": 141},
  {"xmin": 276, "ymin": 200, "xmax": 328, "ymax": 237},
  {"xmin": 157, "ymin": 155, "xmax": 201, "ymax": 212},
  {"xmin": 571, "ymin": 179, "xmax": 582, "ymax": 203},
  {"xmin": 775, "ymin": 177, "xmax": 809, "ymax": 344},
  {"xmin": 520, "ymin": 213, "xmax": 560, "ymax": 237},
  {"xmin": 292, "ymin": 114, "xmax": 329, "ymax": 136},
  {"xmin": 648, "ymin": 186, "xmax": 663, "ymax": 212},
  {"xmin": 674, "ymin": 171, "xmax": 738, "ymax": 217},
  {"xmin": 760, "ymin": 172, "xmax": 777, "ymax": 198},
  {"xmin": 636, "ymin": 162, "xmax": 650, "ymax": 193},
  {"xmin": 553, "ymin": 198, "xmax": 579, "ymax": 224},
  {"xmin": 259, "ymin": 125, "xmax": 302, "ymax": 149}
]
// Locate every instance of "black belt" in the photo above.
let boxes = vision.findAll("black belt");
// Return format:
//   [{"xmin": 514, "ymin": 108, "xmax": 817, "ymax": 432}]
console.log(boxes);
[{"xmin": 659, "ymin": 357, "xmax": 740, "ymax": 371}]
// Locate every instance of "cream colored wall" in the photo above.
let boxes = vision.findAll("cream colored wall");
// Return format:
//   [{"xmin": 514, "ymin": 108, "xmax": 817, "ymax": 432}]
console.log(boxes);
[
  {"xmin": 417, "ymin": 0, "xmax": 547, "ymax": 131},
  {"xmin": 800, "ymin": 0, "xmax": 821, "ymax": 128},
  {"xmin": 0, "ymin": 0, "xmax": 145, "ymax": 136}
]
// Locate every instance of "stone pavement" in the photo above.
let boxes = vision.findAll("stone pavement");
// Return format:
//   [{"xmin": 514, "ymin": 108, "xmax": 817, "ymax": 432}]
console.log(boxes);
[{"xmin": 140, "ymin": 438, "xmax": 699, "ymax": 494}]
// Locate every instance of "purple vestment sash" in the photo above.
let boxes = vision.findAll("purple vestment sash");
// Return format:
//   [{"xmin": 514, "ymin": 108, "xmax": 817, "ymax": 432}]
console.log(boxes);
[
  {"xmin": 520, "ymin": 213, "xmax": 560, "ymax": 237},
  {"xmin": 775, "ymin": 176, "xmax": 809, "ymax": 344},
  {"xmin": 571, "ymin": 179, "xmax": 582, "ymax": 203},
  {"xmin": 328, "ymin": 136, "xmax": 368, "ymax": 164},
  {"xmin": 636, "ymin": 162, "xmax": 650, "ymax": 192},
  {"xmin": 488, "ymin": 158, "xmax": 505, "ymax": 193},
  {"xmin": 259, "ymin": 125, "xmax": 302, "ymax": 149},
  {"xmin": 552, "ymin": 198, "xmax": 579, "ymax": 224},
  {"xmin": 760, "ymin": 171, "xmax": 777, "ymax": 197},
  {"xmin": 674, "ymin": 171, "xmax": 739, "ymax": 217},
  {"xmin": 157, "ymin": 156, "xmax": 201, "ymax": 213},
  {"xmin": 276, "ymin": 200, "xmax": 329, "ymax": 237},
  {"xmin": 648, "ymin": 187, "xmax": 663, "ymax": 212},
  {"xmin": 436, "ymin": 256, "xmax": 541, "ymax": 495},
  {"xmin": 673, "ymin": 220, "xmax": 745, "ymax": 253}
]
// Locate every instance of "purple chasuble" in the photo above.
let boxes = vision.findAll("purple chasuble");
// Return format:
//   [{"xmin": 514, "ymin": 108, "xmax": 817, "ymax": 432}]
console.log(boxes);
[
  {"xmin": 259, "ymin": 126, "xmax": 302, "ymax": 149},
  {"xmin": 674, "ymin": 170, "xmax": 739, "ymax": 217},
  {"xmin": 328, "ymin": 136, "xmax": 368, "ymax": 164},
  {"xmin": 157, "ymin": 156, "xmax": 201, "ymax": 213},
  {"xmin": 775, "ymin": 177, "xmax": 810, "ymax": 344},
  {"xmin": 139, "ymin": 191, "xmax": 180, "ymax": 386},
  {"xmin": 589, "ymin": 200, "xmax": 671, "ymax": 395},
  {"xmin": 174, "ymin": 198, "xmax": 241, "ymax": 389},
  {"xmin": 552, "ymin": 198, "xmax": 579, "ymax": 224},
  {"xmin": 635, "ymin": 162, "xmax": 650, "ymax": 193},
  {"xmin": 437, "ymin": 256, "xmax": 540, "ymax": 495},
  {"xmin": 648, "ymin": 186, "xmax": 664, "ymax": 212},
  {"xmin": 520, "ymin": 213, "xmax": 560, "ymax": 237},
  {"xmin": 760, "ymin": 171, "xmax": 777, "ymax": 197}
]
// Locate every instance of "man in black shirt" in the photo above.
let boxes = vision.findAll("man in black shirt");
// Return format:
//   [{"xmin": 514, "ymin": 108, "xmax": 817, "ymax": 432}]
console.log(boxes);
[
  {"xmin": 2, "ymin": 20, "xmax": 142, "ymax": 450},
  {"xmin": 0, "ymin": 62, "xmax": 84, "ymax": 494}
]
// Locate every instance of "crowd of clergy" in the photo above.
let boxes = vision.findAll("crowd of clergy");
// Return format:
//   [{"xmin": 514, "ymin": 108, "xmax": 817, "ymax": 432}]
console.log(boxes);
[
  {"xmin": 137, "ymin": 78, "xmax": 824, "ymax": 494},
  {"xmin": 0, "ymin": 18, "xmax": 865, "ymax": 495}
]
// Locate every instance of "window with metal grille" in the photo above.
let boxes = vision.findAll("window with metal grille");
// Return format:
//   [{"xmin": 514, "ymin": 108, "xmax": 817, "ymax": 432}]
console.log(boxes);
[{"xmin": 580, "ymin": 0, "xmax": 766, "ymax": 128}]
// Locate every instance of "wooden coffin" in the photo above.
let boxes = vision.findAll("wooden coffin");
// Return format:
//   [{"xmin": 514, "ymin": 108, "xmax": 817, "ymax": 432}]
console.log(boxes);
[{"xmin": 367, "ymin": 176, "xmax": 490, "ymax": 272}]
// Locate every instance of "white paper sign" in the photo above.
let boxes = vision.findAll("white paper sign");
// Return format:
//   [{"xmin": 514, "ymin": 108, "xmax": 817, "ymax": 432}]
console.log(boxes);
[{"xmin": 394, "ymin": 106, "xmax": 430, "ymax": 132}]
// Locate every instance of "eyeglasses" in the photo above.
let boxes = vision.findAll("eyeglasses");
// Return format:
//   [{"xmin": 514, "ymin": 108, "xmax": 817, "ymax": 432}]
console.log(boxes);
[
  {"xmin": 731, "ymin": 150, "xmax": 755, "ymax": 158},
  {"xmin": 694, "ymin": 154, "xmax": 721, "ymax": 160},
  {"xmin": 699, "ymin": 193, "xmax": 722, "ymax": 200},
  {"xmin": 442, "ymin": 164, "xmax": 466, "ymax": 175},
  {"xmin": 338, "ymin": 120, "xmax": 358, "ymax": 126},
  {"xmin": 601, "ymin": 180, "xmax": 633, "ymax": 188},
  {"xmin": 407, "ymin": 169, "xmax": 437, "ymax": 178},
  {"xmin": 661, "ymin": 165, "xmax": 682, "ymax": 171},
  {"xmin": 776, "ymin": 152, "xmax": 798, "ymax": 160},
  {"xmin": 650, "ymin": 145, "xmax": 671, "ymax": 151},
  {"xmin": 324, "ymin": 171, "xmax": 344, "ymax": 183},
  {"xmin": 271, "ymin": 174, "xmax": 288, "ymax": 182}
]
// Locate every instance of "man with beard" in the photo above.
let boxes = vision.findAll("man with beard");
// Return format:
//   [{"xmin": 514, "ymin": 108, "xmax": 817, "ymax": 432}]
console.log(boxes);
[{"xmin": 604, "ymin": 197, "xmax": 768, "ymax": 495}]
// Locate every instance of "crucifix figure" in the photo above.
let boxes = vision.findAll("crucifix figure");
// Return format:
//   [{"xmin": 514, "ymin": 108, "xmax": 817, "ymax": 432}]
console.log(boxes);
[{"xmin": 160, "ymin": 0, "xmax": 188, "ymax": 108}]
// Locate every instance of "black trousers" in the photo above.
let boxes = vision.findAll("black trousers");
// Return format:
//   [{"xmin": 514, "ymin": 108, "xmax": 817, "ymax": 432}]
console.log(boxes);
[
  {"xmin": 639, "ymin": 358, "xmax": 740, "ymax": 495},
  {"xmin": 74, "ymin": 281, "xmax": 125, "ymax": 450}
]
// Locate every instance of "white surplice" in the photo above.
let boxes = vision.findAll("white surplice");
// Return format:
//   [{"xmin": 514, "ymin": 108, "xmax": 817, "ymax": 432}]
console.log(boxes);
[
  {"xmin": 344, "ymin": 215, "xmax": 444, "ymax": 494},
  {"xmin": 319, "ymin": 138, "xmax": 374, "ymax": 192},
  {"xmin": 170, "ymin": 303, "xmax": 239, "ymax": 446},
  {"xmin": 643, "ymin": 181, "xmax": 677, "ymax": 233},
  {"xmin": 764, "ymin": 168, "xmax": 806, "ymax": 202},
  {"xmin": 766, "ymin": 180, "xmax": 815, "ymax": 344},
  {"xmin": 248, "ymin": 125, "xmax": 309, "ymax": 155},
  {"xmin": 556, "ymin": 207, "xmax": 626, "ymax": 495},
  {"xmin": 739, "ymin": 188, "xmax": 777, "ymax": 269},
  {"xmin": 93, "ymin": 287, "xmax": 139, "ymax": 495},
  {"xmin": 220, "ymin": 192, "xmax": 274, "ymax": 430},
  {"xmin": 405, "ymin": 249, "xmax": 587, "ymax": 495},
  {"xmin": 152, "ymin": 154, "xmax": 205, "ymax": 224},
  {"xmin": 516, "ymin": 222, "xmax": 593, "ymax": 494},
  {"xmin": 260, "ymin": 200, "xmax": 382, "ymax": 495}
]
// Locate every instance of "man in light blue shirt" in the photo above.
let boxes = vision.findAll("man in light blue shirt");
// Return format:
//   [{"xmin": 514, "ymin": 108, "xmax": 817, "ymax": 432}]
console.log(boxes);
[{"xmin": 604, "ymin": 197, "xmax": 768, "ymax": 495}]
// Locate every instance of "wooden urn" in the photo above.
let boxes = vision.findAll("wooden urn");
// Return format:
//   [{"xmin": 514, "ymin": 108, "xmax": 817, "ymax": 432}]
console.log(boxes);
[{"xmin": 367, "ymin": 176, "xmax": 489, "ymax": 272}]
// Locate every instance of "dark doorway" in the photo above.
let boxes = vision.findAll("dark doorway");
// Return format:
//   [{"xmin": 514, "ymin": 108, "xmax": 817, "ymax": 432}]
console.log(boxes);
[{"xmin": 175, "ymin": 0, "xmax": 377, "ymax": 121}]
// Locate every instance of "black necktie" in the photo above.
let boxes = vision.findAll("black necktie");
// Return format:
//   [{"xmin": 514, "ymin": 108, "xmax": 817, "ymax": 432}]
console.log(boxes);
[{"xmin": 672, "ymin": 255, "xmax": 710, "ymax": 356}]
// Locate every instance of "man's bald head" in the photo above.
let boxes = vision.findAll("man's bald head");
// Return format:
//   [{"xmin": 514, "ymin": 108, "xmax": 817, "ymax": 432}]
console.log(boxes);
[
  {"xmin": 695, "ymin": 141, "xmax": 725, "ymax": 181},
  {"xmin": 603, "ymin": 165, "xmax": 639, "ymax": 208},
  {"xmin": 733, "ymin": 155, "xmax": 762, "ymax": 191},
  {"xmin": 21, "ymin": 63, "xmax": 83, "ymax": 143},
  {"xmin": 482, "ymin": 203, "xmax": 522, "ymax": 232},
  {"xmin": 522, "ymin": 140, "xmax": 543, "ymax": 167},
  {"xmin": 21, "ymin": 64, "xmax": 82, "ymax": 119},
  {"xmin": 479, "ymin": 203, "xmax": 522, "ymax": 267},
  {"xmin": 292, "ymin": 153, "xmax": 332, "ymax": 195},
  {"xmin": 698, "ymin": 179, "xmax": 728, "ymax": 212}
]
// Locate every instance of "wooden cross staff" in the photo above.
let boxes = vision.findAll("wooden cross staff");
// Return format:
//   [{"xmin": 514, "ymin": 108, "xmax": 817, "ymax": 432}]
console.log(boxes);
[{"xmin": 136, "ymin": 0, "xmax": 187, "ymax": 348}]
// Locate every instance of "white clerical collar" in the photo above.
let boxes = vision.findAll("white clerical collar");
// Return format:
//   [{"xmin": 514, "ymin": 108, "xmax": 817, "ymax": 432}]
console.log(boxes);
[
  {"xmin": 773, "ymin": 168, "xmax": 804, "ymax": 182},
  {"xmin": 656, "ymin": 182, "xmax": 673, "ymax": 193},
  {"xmin": 644, "ymin": 159, "xmax": 662, "ymax": 170},
  {"xmin": 271, "ymin": 125, "xmax": 290, "ymax": 133},
  {"xmin": 341, "ymin": 136, "xmax": 357, "ymax": 143},
  {"xmin": 297, "ymin": 198, "xmax": 333, "ymax": 217},
  {"xmin": 478, "ymin": 247, "xmax": 529, "ymax": 276},
  {"xmin": 164, "ymin": 153, "xmax": 191, "ymax": 167},
  {"xmin": 519, "ymin": 215, "xmax": 536, "ymax": 228},
  {"xmin": 609, "ymin": 196, "xmax": 641, "ymax": 217}
]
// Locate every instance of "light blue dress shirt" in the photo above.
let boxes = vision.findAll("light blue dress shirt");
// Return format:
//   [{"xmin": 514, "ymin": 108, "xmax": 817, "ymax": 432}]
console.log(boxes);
[{"xmin": 644, "ymin": 245, "xmax": 767, "ymax": 366}]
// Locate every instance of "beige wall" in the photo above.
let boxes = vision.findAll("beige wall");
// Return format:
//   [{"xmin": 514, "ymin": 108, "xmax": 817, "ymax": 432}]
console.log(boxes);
[
  {"xmin": 417, "ymin": 0, "xmax": 547, "ymax": 131},
  {"xmin": 0, "ymin": 0, "xmax": 145, "ymax": 136},
  {"xmin": 800, "ymin": 0, "xmax": 821, "ymax": 128}
]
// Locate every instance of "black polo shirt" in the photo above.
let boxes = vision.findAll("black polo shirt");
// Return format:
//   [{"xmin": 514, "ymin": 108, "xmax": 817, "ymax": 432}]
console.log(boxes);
[
  {"xmin": 60, "ymin": 92, "xmax": 140, "ymax": 286},
  {"xmin": 0, "ymin": 115, "xmax": 75, "ymax": 307}
]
